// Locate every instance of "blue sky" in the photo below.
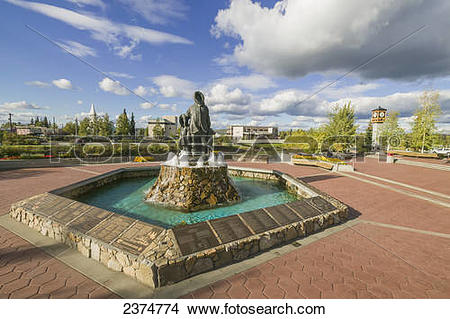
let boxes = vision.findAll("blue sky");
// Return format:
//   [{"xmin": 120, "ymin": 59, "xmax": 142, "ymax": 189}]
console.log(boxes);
[{"xmin": 1, "ymin": 0, "xmax": 449, "ymax": 132}]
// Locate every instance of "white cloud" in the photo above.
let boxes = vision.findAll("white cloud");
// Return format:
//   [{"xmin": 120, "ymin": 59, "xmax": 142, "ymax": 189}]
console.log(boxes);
[
  {"xmin": 52, "ymin": 78, "xmax": 73, "ymax": 90},
  {"xmin": 216, "ymin": 74, "xmax": 276, "ymax": 91},
  {"xmin": 25, "ymin": 80, "xmax": 51, "ymax": 88},
  {"xmin": 77, "ymin": 100, "xmax": 83, "ymax": 104},
  {"xmin": 5, "ymin": 0, "xmax": 192, "ymax": 60},
  {"xmin": 212, "ymin": 0, "xmax": 450, "ymax": 80},
  {"xmin": 133, "ymin": 85, "xmax": 155, "ymax": 97},
  {"xmin": 0, "ymin": 100, "xmax": 48, "ymax": 110},
  {"xmin": 152, "ymin": 75, "xmax": 196, "ymax": 98},
  {"xmin": 140, "ymin": 102, "xmax": 154, "ymax": 109},
  {"xmin": 64, "ymin": 0, "xmax": 105, "ymax": 9},
  {"xmin": 98, "ymin": 78, "xmax": 129, "ymax": 95},
  {"xmin": 108, "ymin": 72, "xmax": 134, "ymax": 79},
  {"xmin": 118, "ymin": 0, "xmax": 188, "ymax": 25},
  {"xmin": 159, "ymin": 103, "xmax": 177, "ymax": 112},
  {"xmin": 57, "ymin": 40, "xmax": 97, "ymax": 58},
  {"xmin": 206, "ymin": 84, "xmax": 251, "ymax": 115}
]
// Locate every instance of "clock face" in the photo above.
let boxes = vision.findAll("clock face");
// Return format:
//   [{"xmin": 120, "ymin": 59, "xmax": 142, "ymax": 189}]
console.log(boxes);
[
  {"xmin": 379, "ymin": 112, "xmax": 385, "ymax": 118},
  {"xmin": 372, "ymin": 112, "xmax": 378, "ymax": 118}
]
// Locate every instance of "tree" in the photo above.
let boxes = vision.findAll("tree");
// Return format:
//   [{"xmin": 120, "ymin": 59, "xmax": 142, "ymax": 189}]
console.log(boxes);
[
  {"xmin": 63, "ymin": 121, "xmax": 77, "ymax": 135},
  {"xmin": 115, "ymin": 109, "xmax": 130, "ymax": 136},
  {"xmin": 78, "ymin": 118, "xmax": 93, "ymax": 136},
  {"xmin": 30, "ymin": 118, "xmax": 34, "ymax": 126},
  {"xmin": 129, "ymin": 112, "xmax": 136, "ymax": 136},
  {"xmin": 43, "ymin": 116, "xmax": 49, "ymax": 128},
  {"xmin": 410, "ymin": 91, "xmax": 442, "ymax": 153},
  {"xmin": 364, "ymin": 122, "xmax": 373, "ymax": 151},
  {"xmin": 322, "ymin": 102, "xmax": 358, "ymax": 152},
  {"xmin": 152, "ymin": 124, "xmax": 164, "ymax": 140},
  {"xmin": 379, "ymin": 111, "xmax": 404, "ymax": 151},
  {"xmin": 98, "ymin": 114, "xmax": 114, "ymax": 136}
]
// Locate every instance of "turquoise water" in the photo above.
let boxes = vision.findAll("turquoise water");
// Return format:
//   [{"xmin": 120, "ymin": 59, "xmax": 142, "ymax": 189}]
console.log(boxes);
[{"xmin": 77, "ymin": 176, "xmax": 297, "ymax": 228}]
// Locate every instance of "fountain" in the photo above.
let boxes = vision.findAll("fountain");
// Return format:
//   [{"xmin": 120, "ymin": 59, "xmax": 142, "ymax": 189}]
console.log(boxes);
[{"xmin": 145, "ymin": 91, "xmax": 241, "ymax": 212}]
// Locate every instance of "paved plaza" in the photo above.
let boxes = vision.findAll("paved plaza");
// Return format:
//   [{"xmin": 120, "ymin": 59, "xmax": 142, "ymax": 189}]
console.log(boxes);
[{"xmin": 0, "ymin": 158, "xmax": 449, "ymax": 299}]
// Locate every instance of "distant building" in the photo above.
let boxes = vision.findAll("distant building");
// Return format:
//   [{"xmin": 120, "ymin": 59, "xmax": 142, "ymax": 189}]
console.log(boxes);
[
  {"xmin": 147, "ymin": 117, "xmax": 178, "ymax": 138},
  {"xmin": 227, "ymin": 125, "xmax": 279, "ymax": 140},
  {"xmin": 89, "ymin": 104, "xmax": 97, "ymax": 122},
  {"xmin": 15, "ymin": 125, "xmax": 59, "ymax": 136},
  {"xmin": 371, "ymin": 106, "xmax": 387, "ymax": 150}
]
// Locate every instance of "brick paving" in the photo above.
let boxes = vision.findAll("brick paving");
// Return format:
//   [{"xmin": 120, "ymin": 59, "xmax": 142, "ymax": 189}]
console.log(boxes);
[{"xmin": 0, "ymin": 160, "xmax": 449, "ymax": 298}]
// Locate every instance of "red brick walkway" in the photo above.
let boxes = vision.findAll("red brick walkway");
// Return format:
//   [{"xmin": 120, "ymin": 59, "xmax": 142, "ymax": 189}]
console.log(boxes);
[{"xmin": 1, "ymin": 160, "xmax": 449, "ymax": 298}]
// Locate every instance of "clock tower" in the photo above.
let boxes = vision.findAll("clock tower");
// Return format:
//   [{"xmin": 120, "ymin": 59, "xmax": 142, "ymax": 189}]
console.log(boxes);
[{"xmin": 371, "ymin": 106, "xmax": 387, "ymax": 150}]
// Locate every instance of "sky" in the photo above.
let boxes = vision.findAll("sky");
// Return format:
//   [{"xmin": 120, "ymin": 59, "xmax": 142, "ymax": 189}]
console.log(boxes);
[{"xmin": 0, "ymin": 0, "xmax": 449, "ymax": 132}]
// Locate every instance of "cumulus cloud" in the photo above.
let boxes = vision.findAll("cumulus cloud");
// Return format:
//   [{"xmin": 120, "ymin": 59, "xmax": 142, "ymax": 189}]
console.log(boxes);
[
  {"xmin": 25, "ymin": 80, "xmax": 51, "ymax": 88},
  {"xmin": 118, "ymin": 0, "xmax": 188, "ymax": 25},
  {"xmin": 0, "ymin": 100, "xmax": 48, "ymax": 110},
  {"xmin": 52, "ymin": 78, "xmax": 73, "ymax": 90},
  {"xmin": 57, "ymin": 40, "xmax": 97, "ymax": 58},
  {"xmin": 77, "ymin": 100, "xmax": 83, "ymax": 104},
  {"xmin": 5, "ymin": 0, "xmax": 192, "ymax": 60},
  {"xmin": 133, "ymin": 85, "xmax": 156, "ymax": 97},
  {"xmin": 206, "ymin": 84, "xmax": 251, "ymax": 115},
  {"xmin": 212, "ymin": 0, "xmax": 450, "ymax": 80},
  {"xmin": 98, "ymin": 78, "xmax": 129, "ymax": 95},
  {"xmin": 152, "ymin": 75, "xmax": 196, "ymax": 98}
]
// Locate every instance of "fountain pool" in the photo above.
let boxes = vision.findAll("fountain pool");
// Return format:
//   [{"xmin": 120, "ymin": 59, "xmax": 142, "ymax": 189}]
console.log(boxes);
[{"xmin": 76, "ymin": 176, "xmax": 298, "ymax": 228}]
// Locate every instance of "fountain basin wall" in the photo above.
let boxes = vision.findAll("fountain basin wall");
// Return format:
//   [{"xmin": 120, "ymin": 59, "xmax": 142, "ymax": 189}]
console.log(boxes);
[{"xmin": 9, "ymin": 166, "xmax": 348, "ymax": 288}]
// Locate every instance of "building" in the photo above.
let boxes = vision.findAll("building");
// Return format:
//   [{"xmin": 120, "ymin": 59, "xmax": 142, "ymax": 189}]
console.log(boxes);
[
  {"xmin": 147, "ymin": 117, "xmax": 178, "ymax": 139},
  {"xmin": 89, "ymin": 104, "xmax": 97, "ymax": 122},
  {"xmin": 227, "ymin": 125, "xmax": 279, "ymax": 140},
  {"xmin": 371, "ymin": 106, "xmax": 387, "ymax": 150},
  {"xmin": 16, "ymin": 126, "xmax": 43, "ymax": 136}
]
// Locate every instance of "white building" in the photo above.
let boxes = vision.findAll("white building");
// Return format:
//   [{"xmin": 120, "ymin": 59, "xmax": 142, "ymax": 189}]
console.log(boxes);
[
  {"xmin": 227, "ymin": 125, "xmax": 278, "ymax": 140},
  {"xmin": 147, "ymin": 117, "xmax": 178, "ymax": 138},
  {"xmin": 89, "ymin": 104, "xmax": 97, "ymax": 121}
]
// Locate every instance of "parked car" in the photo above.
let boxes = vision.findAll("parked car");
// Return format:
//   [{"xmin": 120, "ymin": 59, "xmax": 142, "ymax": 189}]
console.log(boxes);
[{"xmin": 431, "ymin": 147, "xmax": 450, "ymax": 157}]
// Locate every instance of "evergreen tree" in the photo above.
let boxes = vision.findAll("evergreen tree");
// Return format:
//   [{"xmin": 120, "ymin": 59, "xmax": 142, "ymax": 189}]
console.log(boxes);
[
  {"xmin": 410, "ymin": 91, "xmax": 442, "ymax": 153},
  {"xmin": 43, "ymin": 116, "xmax": 49, "ymax": 128},
  {"xmin": 364, "ymin": 122, "xmax": 373, "ymax": 151},
  {"xmin": 129, "ymin": 112, "xmax": 136, "ymax": 136},
  {"xmin": 30, "ymin": 118, "xmax": 34, "ymax": 125},
  {"xmin": 115, "ymin": 108, "xmax": 130, "ymax": 136}
]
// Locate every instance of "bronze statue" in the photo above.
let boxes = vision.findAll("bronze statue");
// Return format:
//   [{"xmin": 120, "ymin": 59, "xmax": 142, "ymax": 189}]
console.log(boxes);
[{"xmin": 182, "ymin": 91, "xmax": 214, "ymax": 158}]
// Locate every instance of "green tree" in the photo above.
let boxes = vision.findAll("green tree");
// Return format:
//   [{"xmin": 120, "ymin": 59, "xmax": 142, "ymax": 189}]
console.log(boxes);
[
  {"xmin": 410, "ymin": 91, "xmax": 442, "ymax": 153},
  {"xmin": 43, "ymin": 116, "xmax": 49, "ymax": 128},
  {"xmin": 115, "ymin": 109, "xmax": 130, "ymax": 136},
  {"xmin": 78, "ymin": 118, "xmax": 93, "ymax": 136},
  {"xmin": 129, "ymin": 112, "xmax": 136, "ymax": 136},
  {"xmin": 379, "ymin": 111, "xmax": 404, "ymax": 151},
  {"xmin": 364, "ymin": 122, "xmax": 373, "ymax": 151},
  {"xmin": 63, "ymin": 121, "xmax": 77, "ymax": 135},
  {"xmin": 98, "ymin": 114, "xmax": 114, "ymax": 136},
  {"xmin": 322, "ymin": 102, "xmax": 358, "ymax": 152},
  {"xmin": 152, "ymin": 124, "xmax": 164, "ymax": 140}
]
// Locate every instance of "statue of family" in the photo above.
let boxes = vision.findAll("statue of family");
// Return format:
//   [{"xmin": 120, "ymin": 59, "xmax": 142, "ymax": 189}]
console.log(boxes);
[{"xmin": 179, "ymin": 91, "xmax": 214, "ymax": 159}]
